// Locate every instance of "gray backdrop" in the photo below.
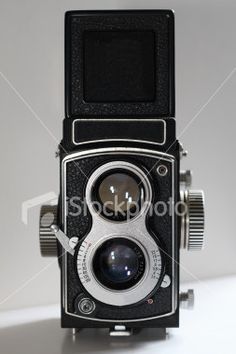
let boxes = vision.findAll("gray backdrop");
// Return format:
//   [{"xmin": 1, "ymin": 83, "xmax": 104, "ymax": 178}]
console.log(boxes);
[{"xmin": 0, "ymin": 0, "xmax": 235, "ymax": 310}]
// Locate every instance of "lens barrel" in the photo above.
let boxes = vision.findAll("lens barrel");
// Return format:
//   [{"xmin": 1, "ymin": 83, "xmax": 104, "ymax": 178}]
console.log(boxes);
[
  {"xmin": 93, "ymin": 169, "xmax": 145, "ymax": 221},
  {"xmin": 93, "ymin": 238, "xmax": 146, "ymax": 290}
]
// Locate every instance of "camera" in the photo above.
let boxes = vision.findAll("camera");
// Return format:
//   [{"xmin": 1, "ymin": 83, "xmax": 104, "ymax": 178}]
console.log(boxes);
[{"xmin": 39, "ymin": 10, "xmax": 205, "ymax": 336}]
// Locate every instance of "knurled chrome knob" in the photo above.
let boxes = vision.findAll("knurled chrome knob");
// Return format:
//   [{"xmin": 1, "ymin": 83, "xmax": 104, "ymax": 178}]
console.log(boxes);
[
  {"xmin": 180, "ymin": 289, "xmax": 194, "ymax": 309},
  {"xmin": 39, "ymin": 205, "xmax": 58, "ymax": 257},
  {"xmin": 181, "ymin": 190, "xmax": 205, "ymax": 251},
  {"xmin": 180, "ymin": 170, "xmax": 192, "ymax": 187}
]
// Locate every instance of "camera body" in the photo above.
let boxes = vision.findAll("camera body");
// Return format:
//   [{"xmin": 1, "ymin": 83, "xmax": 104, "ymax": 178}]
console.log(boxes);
[{"xmin": 39, "ymin": 10, "xmax": 204, "ymax": 334}]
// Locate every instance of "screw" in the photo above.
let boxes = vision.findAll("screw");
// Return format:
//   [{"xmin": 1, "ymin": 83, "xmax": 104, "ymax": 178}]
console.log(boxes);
[
  {"xmin": 78, "ymin": 298, "xmax": 96, "ymax": 314},
  {"xmin": 179, "ymin": 142, "xmax": 188, "ymax": 158},
  {"xmin": 157, "ymin": 165, "xmax": 168, "ymax": 176},
  {"xmin": 147, "ymin": 298, "xmax": 154, "ymax": 305},
  {"xmin": 50, "ymin": 224, "xmax": 59, "ymax": 233}
]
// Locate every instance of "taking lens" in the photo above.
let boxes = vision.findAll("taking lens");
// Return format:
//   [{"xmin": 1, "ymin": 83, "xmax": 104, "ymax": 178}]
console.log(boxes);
[
  {"xmin": 94, "ymin": 169, "xmax": 144, "ymax": 221},
  {"xmin": 93, "ymin": 238, "xmax": 145, "ymax": 290}
]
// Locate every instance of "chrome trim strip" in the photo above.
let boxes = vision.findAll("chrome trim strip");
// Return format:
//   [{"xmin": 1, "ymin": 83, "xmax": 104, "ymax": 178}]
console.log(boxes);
[{"xmin": 61, "ymin": 147, "xmax": 176, "ymax": 322}]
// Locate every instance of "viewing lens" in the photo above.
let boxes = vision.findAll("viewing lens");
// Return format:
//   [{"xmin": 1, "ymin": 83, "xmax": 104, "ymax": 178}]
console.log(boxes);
[
  {"xmin": 95, "ymin": 170, "xmax": 144, "ymax": 220},
  {"xmin": 93, "ymin": 238, "xmax": 145, "ymax": 290}
]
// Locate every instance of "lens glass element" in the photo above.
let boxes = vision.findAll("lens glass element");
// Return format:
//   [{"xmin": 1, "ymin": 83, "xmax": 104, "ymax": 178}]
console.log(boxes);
[
  {"xmin": 94, "ymin": 170, "xmax": 144, "ymax": 221},
  {"xmin": 93, "ymin": 238, "xmax": 145, "ymax": 290}
]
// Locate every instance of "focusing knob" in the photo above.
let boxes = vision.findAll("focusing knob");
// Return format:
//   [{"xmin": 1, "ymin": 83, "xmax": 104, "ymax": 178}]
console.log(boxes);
[
  {"xmin": 181, "ymin": 190, "xmax": 205, "ymax": 251},
  {"xmin": 39, "ymin": 205, "xmax": 58, "ymax": 257}
]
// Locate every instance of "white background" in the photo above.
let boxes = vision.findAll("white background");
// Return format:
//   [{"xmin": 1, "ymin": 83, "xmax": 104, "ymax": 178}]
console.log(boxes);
[{"xmin": 0, "ymin": 0, "xmax": 236, "ymax": 311}]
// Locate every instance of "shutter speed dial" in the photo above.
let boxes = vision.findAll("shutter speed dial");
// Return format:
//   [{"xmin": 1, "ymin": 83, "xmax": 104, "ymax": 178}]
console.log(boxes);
[{"xmin": 180, "ymin": 190, "xmax": 205, "ymax": 251}]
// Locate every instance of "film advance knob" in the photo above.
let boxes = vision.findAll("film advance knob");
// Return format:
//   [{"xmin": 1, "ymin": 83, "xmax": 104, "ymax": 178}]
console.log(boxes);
[
  {"xmin": 39, "ymin": 205, "xmax": 58, "ymax": 256},
  {"xmin": 181, "ymin": 190, "xmax": 205, "ymax": 251}
]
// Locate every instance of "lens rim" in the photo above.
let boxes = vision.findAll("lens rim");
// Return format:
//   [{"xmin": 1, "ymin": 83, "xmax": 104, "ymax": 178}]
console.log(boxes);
[
  {"xmin": 85, "ymin": 161, "xmax": 152, "ymax": 223},
  {"xmin": 92, "ymin": 168, "xmax": 145, "ymax": 221},
  {"xmin": 92, "ymin": 237, "xmax": 146, "ymax": 291}
]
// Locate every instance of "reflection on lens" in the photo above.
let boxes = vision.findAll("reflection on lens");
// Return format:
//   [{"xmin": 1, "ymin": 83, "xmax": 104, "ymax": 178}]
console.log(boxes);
[
  {"xmin": 95, "ymin": 170, "xmax": 144, "ymax": 221},
  {"xmin": 93, "ymin": 238, "xmax": 145, "ymax": 290}
]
